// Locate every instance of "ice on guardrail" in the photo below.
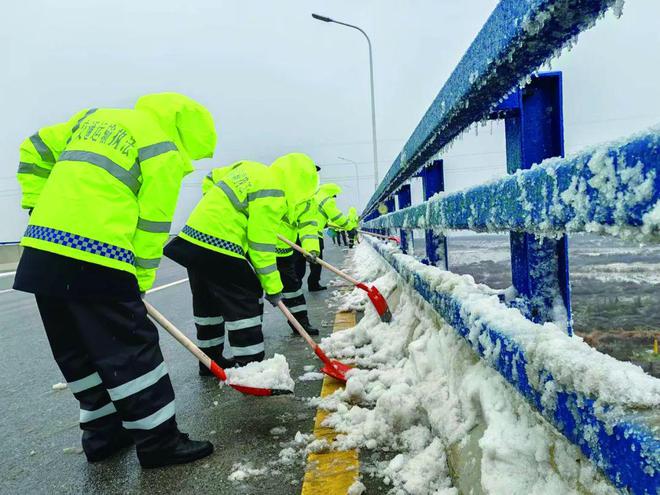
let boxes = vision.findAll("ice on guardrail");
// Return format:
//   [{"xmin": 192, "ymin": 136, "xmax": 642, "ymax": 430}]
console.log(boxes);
[{"xmin": 365, "ymin": 126, "xmax": 660, "ymax": 242}]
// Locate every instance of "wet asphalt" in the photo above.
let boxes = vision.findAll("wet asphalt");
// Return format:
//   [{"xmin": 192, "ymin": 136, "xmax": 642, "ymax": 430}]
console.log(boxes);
[{"xmin": 0, "ymin": 243, "xmax": 358, "ymax": 495}]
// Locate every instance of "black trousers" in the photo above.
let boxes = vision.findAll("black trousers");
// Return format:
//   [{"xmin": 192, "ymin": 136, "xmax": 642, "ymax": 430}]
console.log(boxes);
[
  {"xmin": 187, "ymin": 255, "xmax": 265, "ymax": 366},
  {"xmin": 277, "ymin": 255, "xmax": 312, "ymax": 328},
  {"xmin": 35, "ymin": 295, "xmax": 179, "ymax": 459},
  {"xmin": 338, "ymin": 231, "xmax": 348, "ymax": 246},
  {"xmin": 348, "ymin": 229, "xmax": 357, "ymax": 248},
  {"xmin": 307, "ymin": 237, "xmax": 325, "ymax": 289}
]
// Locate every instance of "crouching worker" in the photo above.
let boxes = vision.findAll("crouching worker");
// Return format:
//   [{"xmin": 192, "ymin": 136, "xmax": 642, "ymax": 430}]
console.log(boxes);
[
  {"xmin": 13, "ymin": 93, "xmax": 217, "ymax": 468},
  {"xmin": 273, "ymin": 154, "xmax": 321, "ymax": 336},
  {"xmin": 164, "ymin": 156, "xmax": 319, "ymax": 371}
]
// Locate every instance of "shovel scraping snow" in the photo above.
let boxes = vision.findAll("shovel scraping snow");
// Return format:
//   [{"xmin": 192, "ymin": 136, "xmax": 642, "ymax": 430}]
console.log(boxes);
[
  {"xmin": 277, "ymin": 234, "xmax": 392, "ymax": 323},
  {"xmin": 358, "ymin": 229, "xmax": 400, "ymax": 244},
  {"xmin": 277, "ymin": 301, "xmax": 350, "ymax": 382},
  {"xmin": 144, "ymin": 301, "xmax": 292, "ymax": 397}
]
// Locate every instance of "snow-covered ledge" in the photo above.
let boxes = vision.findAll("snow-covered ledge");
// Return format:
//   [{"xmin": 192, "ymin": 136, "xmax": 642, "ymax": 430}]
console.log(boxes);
[{"xmin": 361, "ymin": 236, "xmax": 659, "ymax": 494}]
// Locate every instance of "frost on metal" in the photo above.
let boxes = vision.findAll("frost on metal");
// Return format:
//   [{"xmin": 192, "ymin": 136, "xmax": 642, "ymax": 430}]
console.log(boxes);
[
  {"xmin": 364, "ymin": 128, "xmax": 660, "ymax": 243},
  {"xmin": 364, "ymin": 0, "xmax": 624, "ymax": 216},
  {"xmin": 362, "ymin": 236, "xmax": 660, "ymax": 495}
]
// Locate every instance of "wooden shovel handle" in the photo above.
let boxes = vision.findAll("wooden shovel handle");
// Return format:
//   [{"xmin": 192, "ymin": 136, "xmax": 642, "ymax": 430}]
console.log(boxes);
[
  {"xmin": 277, "ymin": 234, "xmax": 361, "ymax": 286},
  {"xmin": 144, "ymin": 300, "xmax": 212, "ymax": 369}
]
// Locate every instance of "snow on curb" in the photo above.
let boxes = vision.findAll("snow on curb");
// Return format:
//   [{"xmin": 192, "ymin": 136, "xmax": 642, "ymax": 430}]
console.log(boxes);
[{"xmin": 312, "ymin": 242, "xmax": 629, "ymax": 494}]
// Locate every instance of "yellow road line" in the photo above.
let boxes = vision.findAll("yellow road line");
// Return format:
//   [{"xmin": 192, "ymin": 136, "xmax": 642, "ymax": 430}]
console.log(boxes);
[{"xmin": 301, "ymin": 311, "xmax": 359, "ymax": 495}]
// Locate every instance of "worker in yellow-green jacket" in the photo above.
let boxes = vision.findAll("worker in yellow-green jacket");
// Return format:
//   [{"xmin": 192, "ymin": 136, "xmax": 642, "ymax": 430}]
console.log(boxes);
[
  {"xmin": 274, "ymin": 154, "xmax": 321, "ymax": 336},
  {"xmin": 13, "ymin": 93, "xmax": 217, "ymax": 469},
  {"xmin": 164, "ymin": 155, "xmax": 319, "ymax": 369},
  {"xmin": 347, "ymin": 206, "xmax": 359, "ymax": 248},
  {"xmin": 304, "ymin": 183, "xmax": 351, "ymax": 291}
]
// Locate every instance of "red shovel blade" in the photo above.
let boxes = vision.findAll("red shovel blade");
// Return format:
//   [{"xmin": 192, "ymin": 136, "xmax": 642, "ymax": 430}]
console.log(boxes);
[
  {"xmin": 320, "ymin": 360, "xmax": 350, "ymax": 382},
  {"xmin": 314, "ymin": 347, "xmax": 350, "ymax": 382},
  {"xmin": 388, "ymin": 236, "xmax": 401, "ymax": 244},
  {"xmin": 229, "ymin": 384, "xmax": 292, "ymax": 396},
  {"xmin": 366, "ymin": 285, "xmax": 393, "ymax": 323},
  {"xmin": 210, "ymin": 361, "xmax": 292, "ymax": 397}
]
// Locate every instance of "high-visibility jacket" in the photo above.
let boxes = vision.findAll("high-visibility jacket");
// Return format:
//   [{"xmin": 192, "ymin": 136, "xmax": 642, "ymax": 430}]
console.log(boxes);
[
  {"xmin": 17, "ymin": 92, "xmax": 216, "ymax": 291},
  {"xmin": 271, "ymin": 153, "xmax": 321, "ymax": 257},
  {"xmin": 315, "ymin": 183, "xmax": 351, "ymax": 236},
  {"xmin": 276, "ymin": 199, "xmax": 320, "ymax": 257},
  {"xmin": 181, "ymin": 162, "xmax": 288, "ymax": 295},
  {"xmin": 348, "ymin": 207, "xmax": 358, "ymax": 230}
]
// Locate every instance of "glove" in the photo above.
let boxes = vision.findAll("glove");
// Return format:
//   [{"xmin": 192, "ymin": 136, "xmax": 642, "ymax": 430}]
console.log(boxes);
[
  {"xmin": 305, "ymin": 250, "xmax": 320, "ymax": 263},
  {"xmin": 265, "ymin": 292, "xmax": 282, "ymax": 307}
]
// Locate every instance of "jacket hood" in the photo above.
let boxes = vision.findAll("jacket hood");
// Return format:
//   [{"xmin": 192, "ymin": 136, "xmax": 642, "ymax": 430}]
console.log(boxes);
[
  {"xmin": 348, "ymin": 206, "xmax": 358, "ymax": 218},
  {"xmin": 271, "ymin": 153, "xmax": 319, "ymax": 220},
  {"xmin": 317, "ymin": 183, "xmax": 342, "ymax": 199},
  {"xmin": 135, "ymin": 92, "xmax": 217, "ymax": 174}
]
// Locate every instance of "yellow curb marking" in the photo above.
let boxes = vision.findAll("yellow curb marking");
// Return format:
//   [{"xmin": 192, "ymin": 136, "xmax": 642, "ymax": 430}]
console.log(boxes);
[{"xmin": 301, "ymin": 311, "xmax": 359, "ymax": 495}]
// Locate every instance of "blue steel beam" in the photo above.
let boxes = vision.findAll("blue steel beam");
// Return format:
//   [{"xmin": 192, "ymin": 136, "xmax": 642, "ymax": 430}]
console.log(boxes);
[
  {"xmin": 396, "ymin": 185, "xmax": 412, "ymax": 254},
  {"xmin": 363, "ymin": 130, "xmax": 660, "ymax": 241},
  {"xmin": 505, "ymin": 73, "xmax": 572, "ymax": 333},
  {"xmin": 422, "ymin": 160, "xmax": 448, "ymax": 269},
  {"xmin": 363, "ymin": 0, "xmax": 622, "ymax": 217},
  {"xmin": 364, "ymin": 236, "xmax": 660, "ymax": 495}
]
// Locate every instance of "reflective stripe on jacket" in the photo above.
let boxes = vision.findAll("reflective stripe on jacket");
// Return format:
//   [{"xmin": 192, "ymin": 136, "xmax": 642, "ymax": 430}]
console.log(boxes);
[
  {"xmin": 276, "ymin": 199, "xmax": 320, "ymax": 257},
  {"xmin": 17, "ymin": 94, "xmax": 216, "ymax": 291},
  {"xmin": 315, "ymin": 184, "xmax": 350, "ymax": 236},
  {"xmin": 181, "ymin": 161, "xmax": 286, "ymax": 295}
]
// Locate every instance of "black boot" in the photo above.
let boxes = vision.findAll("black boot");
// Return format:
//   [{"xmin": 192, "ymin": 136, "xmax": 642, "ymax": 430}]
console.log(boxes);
[
  {"xmin": 308, "ymin": 284, "xmax": 327, "ymax": 292},
  {"xmin": 289, "ymin": 318, "xmax": 320, "ymax": 336},
  {"xmin": 83, "ymin": 426, "xmax": 134, "ymax": 463},
  {"xmin": 139, "ymin": 433, "xmax": 214, "ymax": 469}
]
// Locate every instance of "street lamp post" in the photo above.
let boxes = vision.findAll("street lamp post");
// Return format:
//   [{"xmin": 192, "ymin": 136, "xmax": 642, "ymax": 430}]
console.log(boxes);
[
  {"xmin": 337, "ymin": 156, "xmax": 361, "ymax": 207},
  {"xmin": 312, "ymin": 13, "xmax": 379, "ymax": 189}
]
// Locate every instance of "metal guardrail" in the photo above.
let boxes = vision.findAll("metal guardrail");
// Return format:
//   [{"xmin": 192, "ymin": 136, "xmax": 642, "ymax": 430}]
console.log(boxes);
[
  {"xmin": 363, "ymin": 0, "xmax": 622, "ymax": 217},
  {"xmin": 363, "ymin": 236, "xmax": 659, "ymax": 495},
  {"xmin": 365, "ymin": 130, "xmax": 659, "ymax": 239},
  {"xmin": 359, "ymin": 0, "xmax": 660, "ymax": 493}
]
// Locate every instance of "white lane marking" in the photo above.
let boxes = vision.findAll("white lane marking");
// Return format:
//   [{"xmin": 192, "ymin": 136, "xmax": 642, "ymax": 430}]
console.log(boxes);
[
  {"xmin": 0, "ymin": 271, "xmax": 17, "ymax": 279},
  {"xmin": 146, "ymin": 278, "xmax": 189, "ymax": 295},
  {"xmin": 0, "ymin": 277, "xmax": 189, "ymax": 297}
]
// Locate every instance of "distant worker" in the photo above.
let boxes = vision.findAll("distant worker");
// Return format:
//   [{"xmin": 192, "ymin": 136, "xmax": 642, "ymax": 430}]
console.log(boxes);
[
  {"xmin": 304, "ymin": 183, "xmax": 351, "ymax": 291},
  {"xmin": 164, "ymin": 156, "xmax": 319, "ymax": 369},
  {"xmin": 273, "ymin": 154, "xmax": 321, "ymax": 336},
  {"xmin": 347, "ymin": 207, "xmax": 359, "ymax": 248},
  {"xmin": 327, "ymin": 227, "xmax": 338, "ymax": 245},
  {"xmin": 13, "ymin": 93, "xmax": 217, "ymax": 468}
]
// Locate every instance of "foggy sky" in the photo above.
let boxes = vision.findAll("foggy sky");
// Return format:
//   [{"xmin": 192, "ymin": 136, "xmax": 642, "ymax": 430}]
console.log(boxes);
[{"xmin": 1, "ymin": 0, "xmax": 658, "ymax": 241}]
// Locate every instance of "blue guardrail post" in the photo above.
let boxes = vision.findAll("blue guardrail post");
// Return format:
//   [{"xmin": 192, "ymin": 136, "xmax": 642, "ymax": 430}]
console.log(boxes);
[
  {"xmin": 383, "ymin": 198, "xmax": 396, "ymax": 237},
  {"xmin": 422, "ymin": 159, "xmax": 448, "ymax": 269},
  {"xmin": 500, "ymin": 72, "xmax": 572, "ymax": 334},
  {"xmin": 396, "ymin": 185, "xmax": 412, "ymax": 254}
]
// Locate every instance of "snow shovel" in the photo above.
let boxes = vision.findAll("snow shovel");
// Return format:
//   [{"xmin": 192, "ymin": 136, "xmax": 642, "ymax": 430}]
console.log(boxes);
[
  {"xmin": 144, "ymin": 301, "xmax": 292, "ymax": 397},
  {"xmin": 277, "ymin": 301, "xmax": 350, "ymax": 383},
  {"xmin": 277, "ymin": 235, "xmax": 393, "ymax": 323},
  {"xmin": 358, "ymin": 229, "xmax": 400, "ymax": 244}
]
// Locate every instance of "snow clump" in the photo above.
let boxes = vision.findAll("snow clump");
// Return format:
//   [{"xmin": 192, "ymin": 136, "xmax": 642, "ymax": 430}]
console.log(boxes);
[{"xmin": 224, "ymin": 354, "xmax": 295, "ymax": 392}]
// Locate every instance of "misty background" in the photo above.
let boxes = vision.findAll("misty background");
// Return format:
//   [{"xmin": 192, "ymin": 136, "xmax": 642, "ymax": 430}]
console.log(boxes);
[{"xmin": 1, "ymin": 0, "xmax": 658, "ymax": 242}]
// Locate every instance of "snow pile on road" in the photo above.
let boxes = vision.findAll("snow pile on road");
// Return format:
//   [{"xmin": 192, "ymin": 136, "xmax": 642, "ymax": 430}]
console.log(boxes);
[
  {"xmin": 225, "ymin": 354, "xmax": 295, "ymax": 392},
  {"xmin": 312, "ymin": 242, "xmax": 620, "ymax": 494},
  {"xmin": 228, "ymin": 462, "xmax": 268, "ymax": 482}
]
